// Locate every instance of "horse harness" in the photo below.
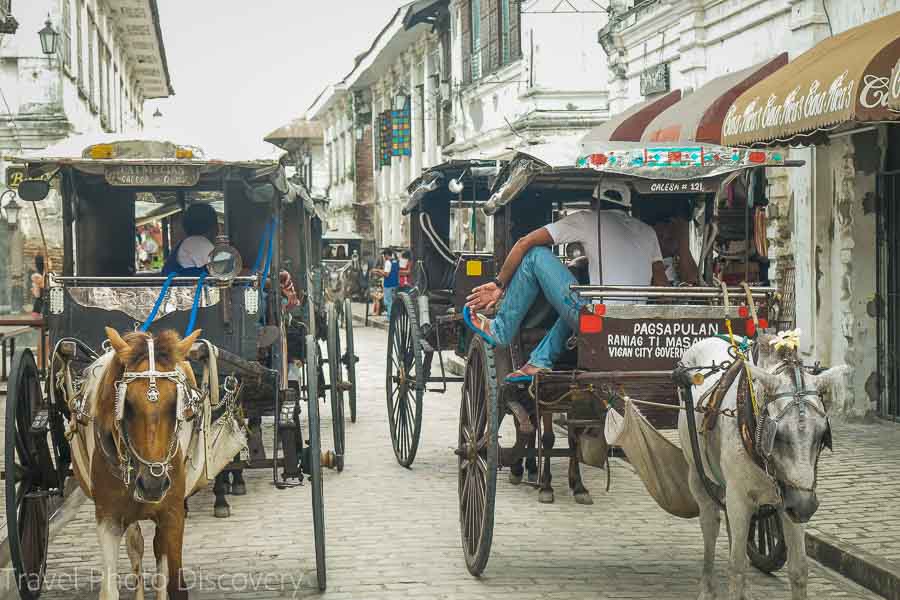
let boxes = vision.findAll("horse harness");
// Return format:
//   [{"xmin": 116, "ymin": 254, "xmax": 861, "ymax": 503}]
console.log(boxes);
[{"xmin": 100, "ymin": 336, "xmax": 201, "ymax": 486}]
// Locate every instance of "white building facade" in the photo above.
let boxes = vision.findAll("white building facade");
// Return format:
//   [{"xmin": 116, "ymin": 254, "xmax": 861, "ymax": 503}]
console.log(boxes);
[{"xmin": 0, "ymin": 0, "xmax": 172, "ymax": 312}]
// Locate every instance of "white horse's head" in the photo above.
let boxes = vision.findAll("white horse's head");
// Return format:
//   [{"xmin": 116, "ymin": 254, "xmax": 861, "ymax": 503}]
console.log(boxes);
[{"xmin": 746, "ymin": 335, "xmax": 849, "ymax": 523}]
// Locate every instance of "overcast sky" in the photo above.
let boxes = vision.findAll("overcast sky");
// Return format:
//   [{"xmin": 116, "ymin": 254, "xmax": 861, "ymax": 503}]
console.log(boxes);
[{"xmin": 145, "ymin": 1, "xmax": 412, "ymax": 158}]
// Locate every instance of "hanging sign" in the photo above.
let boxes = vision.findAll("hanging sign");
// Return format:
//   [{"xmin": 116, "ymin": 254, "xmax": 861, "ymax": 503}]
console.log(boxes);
[
  {"xmin": 379, "ymin": 112, "xmax": 392, "ymax": 167},
  {"xmin": 391, "ymin": 103, "xmax": 411, "ymax": 157},
  {"xmin": 640, "ymin": 63, "xmax": 670, "ymax": 96},
  {"xmin": 105, "ymin": 164, "xmax": 201, "ymax": 187},
  {"xmin": 631, "ymin": 178, "xmax": 716, "ymax": 194}
]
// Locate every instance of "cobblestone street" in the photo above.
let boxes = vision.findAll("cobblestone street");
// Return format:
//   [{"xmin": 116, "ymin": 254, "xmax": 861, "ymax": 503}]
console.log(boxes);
[{"xmin": 1, "ymin": 324, "xmax": 872, "ymax": 599}]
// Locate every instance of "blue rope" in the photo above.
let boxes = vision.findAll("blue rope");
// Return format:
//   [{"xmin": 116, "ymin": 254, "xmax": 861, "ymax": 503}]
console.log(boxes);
[
  {"xmin": 185, "ymin": 271, "xmax": 208, "ymax": 337},
  {"xmin": 139, "ymin": 272, "xmax": 177, "ymax": 332},
  {"xmin": 258, "ymin": 222, "xmax": 276, "ymax": 324},
  {"xmin": 251, "ymin": 219, "xmax": 275, "ymax": 274}
]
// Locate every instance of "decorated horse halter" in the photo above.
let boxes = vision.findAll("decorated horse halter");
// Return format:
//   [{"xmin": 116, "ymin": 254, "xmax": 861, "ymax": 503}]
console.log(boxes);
[{"xmin": 113, "ymin": 335, "xmax": 199, "ymax": 485}]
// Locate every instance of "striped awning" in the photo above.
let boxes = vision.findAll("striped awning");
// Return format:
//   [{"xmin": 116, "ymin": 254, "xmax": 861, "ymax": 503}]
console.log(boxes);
[
  {"xmin": 723, "ymin": 11, "xmax": 900, "ymax": 146},
  {"xmin": 641, "ymin": 54, "xmax": 787, "ymax": 144},
  {"xmin": 579, "ymin": 90, "xmax": 681, "ymax": 154}
]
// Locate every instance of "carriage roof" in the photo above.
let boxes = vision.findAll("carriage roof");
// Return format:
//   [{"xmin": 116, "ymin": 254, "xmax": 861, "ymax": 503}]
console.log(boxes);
[
  {"xmin": 403, "ymin": 159, "xmax": 506, "ymax": 216},
  {"xmin": 483, "ymin": 142, "xmax": 793, "ymax": 216}
]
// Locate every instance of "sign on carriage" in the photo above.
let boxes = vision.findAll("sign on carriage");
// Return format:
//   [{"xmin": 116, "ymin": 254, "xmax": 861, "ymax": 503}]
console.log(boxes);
[
  {"xmin": 105, "ymin": 164, "xmax": 201, "ymax": 187},
  {"xmin": 631, "ymin": 178, "xmax": 714, "ymax": 194}
]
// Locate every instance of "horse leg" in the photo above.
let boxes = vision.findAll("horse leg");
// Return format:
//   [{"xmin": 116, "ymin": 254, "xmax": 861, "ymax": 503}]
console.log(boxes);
[
  {"xmin": 688, "ymin": 468, "xmax": 721, "ymax": 600},
  {"xmin": 526, "ymin": 417, "xmax": 538, "ymax": 483},
  {"xmin": 538, "ymin": 413, "xmax": 555, "ymax": 503},
  {"xmin": 213, "ymin": 472, "xmax": 230, "ymax": 518},
  {"xmin": 780, "ymin": 508, "xmax": 808, "ymax": 600},
  {"xmin": 508, "ymin": 425, "xmax": 525, "ymax": 485},
  {"xmin": 231, "ymin": 465, "xmax": 247, "ymax": 496},
  {"xmin": 568, "ymin": 427, "xmax": 592, "ymax": 505},
  {"xmin": 126, "ymin": 523, "xmax": 146, "ymax": 600},
  {"xmin": 725, "ymin": 495, "xmax": 756, "ymax": 600},
  {"xmin": 153, "ymin": 511, "xmax": 188, "ymax": 600},
  {"xmin": 96, "ymin": 519, "xmax": 124, "ymax": 600}
]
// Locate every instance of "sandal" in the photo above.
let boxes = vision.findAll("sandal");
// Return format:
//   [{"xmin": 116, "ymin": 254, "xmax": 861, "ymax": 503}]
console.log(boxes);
[
  {"xmin": 504, "ymin": 366, "xmax": 548, "ymax": 384},
  {"xmin": 462, "ymin": 306, "xmax": 498, "ymax": 346}
]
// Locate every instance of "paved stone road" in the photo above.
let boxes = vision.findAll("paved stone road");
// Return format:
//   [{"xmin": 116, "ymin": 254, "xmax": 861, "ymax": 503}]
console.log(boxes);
[{"xmin": 8, "ymin": 326, "xmax": 882, "ymax": 598}]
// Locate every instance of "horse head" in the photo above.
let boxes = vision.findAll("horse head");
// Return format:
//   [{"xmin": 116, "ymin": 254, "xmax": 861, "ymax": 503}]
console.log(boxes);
[
  {"xmin": 746, "ymin": 336, "xmax": 849, "ymax": 524},
  {"xmin": 102, "ymin": 327, "xmax": 202, "ymax": 503}
]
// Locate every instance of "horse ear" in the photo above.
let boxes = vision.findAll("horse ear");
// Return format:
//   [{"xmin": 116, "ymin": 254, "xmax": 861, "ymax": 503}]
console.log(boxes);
[
  {"xmin": 745, "ymin": 364, "xmax": 781, "ymax": 396},
  {"xmin": 176, "ymin": 329, "xmax": 203, "ymax": 359},
  {"xmin": 814, "ymin": 365, "xmax": 850, "ymax": 412},
  {"xmin": 105, "ymin": 327, "xmax": 130, "ymax": 356}
]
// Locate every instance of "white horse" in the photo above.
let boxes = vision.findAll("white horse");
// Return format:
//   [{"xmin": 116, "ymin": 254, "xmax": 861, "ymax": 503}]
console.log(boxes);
[{"xmin": 678, "ymin": 332, "xmax": 847, "ymax": 600}]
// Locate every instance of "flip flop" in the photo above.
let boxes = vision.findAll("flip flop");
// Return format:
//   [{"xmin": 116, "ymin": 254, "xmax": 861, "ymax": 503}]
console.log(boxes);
[
  {"xmin": 462, "ymin": 306, "xmax": 498, "ymax": 346},
  {"xmin": 504, "ymin": 366, "xmax": 548, "ymax": 384}
]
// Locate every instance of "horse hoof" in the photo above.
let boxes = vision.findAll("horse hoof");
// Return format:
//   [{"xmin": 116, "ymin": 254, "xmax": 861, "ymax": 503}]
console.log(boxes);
[
  {"xmin": 527, "ymin": 470, "xmax": 538, "ymax": 484},
  {"xmin": 538, "ymin": 489, "xmax": 555, "ymax": 504},
  {"xmin": 214, "ymin": 504, "xmax": 231, "ymax": 518},
  {"xmin": 508, "ymin": 470, "xmax": 523, "ymax": 485},
  {"xmin": 231, "ymin": 482, "xmax": 247, "ymax": 496},
  {"xmin": 574, "ymin": 491, "xmax": 594, "ymax": 505}
]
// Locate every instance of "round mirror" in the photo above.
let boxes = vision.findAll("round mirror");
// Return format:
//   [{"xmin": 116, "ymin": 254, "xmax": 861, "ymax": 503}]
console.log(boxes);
[
  {"xmin": 207, "ymin": 244, "xmax": 243, "ymax": 281},
  {"xmin": 17, "ymin": 179, "xmax": 50, "ymax": 202}
]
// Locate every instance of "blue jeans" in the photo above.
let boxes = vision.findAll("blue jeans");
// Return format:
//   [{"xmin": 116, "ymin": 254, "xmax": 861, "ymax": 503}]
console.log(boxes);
[
  {"xmin": 491, "ymin": 247, "xmax": 586, "ymax": 369},
  {"xmin": 383, "ymin": 286, "xmax": 397, "ymax": 316}
]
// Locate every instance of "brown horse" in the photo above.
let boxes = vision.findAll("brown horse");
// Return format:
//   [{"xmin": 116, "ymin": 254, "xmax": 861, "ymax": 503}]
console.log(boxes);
[{"xmin": 80, "ymin": 327, "xmax": 201, "ymax": 600}]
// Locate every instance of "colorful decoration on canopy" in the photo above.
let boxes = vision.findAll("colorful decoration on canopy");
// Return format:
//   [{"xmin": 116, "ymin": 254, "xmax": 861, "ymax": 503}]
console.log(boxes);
[{"xmin": 576, "ymin": 146, "xmax": 786, "ymax": 172}]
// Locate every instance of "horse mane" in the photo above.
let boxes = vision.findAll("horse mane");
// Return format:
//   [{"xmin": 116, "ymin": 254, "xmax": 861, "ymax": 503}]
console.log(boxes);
[{"xmin": 95, "ymin": 330, "xmax": 186, "ymax": 434}]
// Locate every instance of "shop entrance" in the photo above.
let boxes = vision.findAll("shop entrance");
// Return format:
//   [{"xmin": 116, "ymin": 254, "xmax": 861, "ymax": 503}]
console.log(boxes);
[{"xmin": 878, "ymin": 169, "xmax": 900, "ymax": 420}]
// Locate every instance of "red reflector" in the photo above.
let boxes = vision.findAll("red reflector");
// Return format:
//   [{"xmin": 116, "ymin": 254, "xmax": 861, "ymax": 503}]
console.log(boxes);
[
  {"xmin": 580, "ymin": 313, "xmax": 603, "ymax": 334},
  {"xmin": 746, "ymin": 319, "xmax": 756, "ymax": 337},
  {"xmin": 758, "ymin": 318, "xmax": 769, "ymax": 329},
  {"xmin": 749, "ymin": 151, "xmax": 767, "ymax": 163},
  {"xmin": 589, "ymin": 153, "xmax": 608, "ymax": 166},
  {"xmin": 593, "ymin": 304, "xmax": 607, "ymax": 316},
  {"xmin": 738, "ymin": 306, "xmax": 749, "ymax": 318}
]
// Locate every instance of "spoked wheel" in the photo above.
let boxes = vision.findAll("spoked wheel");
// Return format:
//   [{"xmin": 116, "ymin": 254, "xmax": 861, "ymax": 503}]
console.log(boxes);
[
  {"xmin": 305, "ymin": 335, "xmax": 327, "ymax": 591},
  {"xmin": 385, "ymin": 292, "xmax": 424, "ymax": 467},
  {"xmin": 326, "ymin": 302, "xmax": 346, "ymax": 472},
  {"xmin": 748, "ymin": 505, "xmax": 787, "ymax": 573},
  {"xmin": 343, "ymin": 298, "xmax": 357, "ymax": 423},
  {"xmin": 6, "ymin": 349, "xmax": 52, "ymax": 599},
  {"xmin": 458, "ymin": 336, "xmax": 499, "ymax": 577}
]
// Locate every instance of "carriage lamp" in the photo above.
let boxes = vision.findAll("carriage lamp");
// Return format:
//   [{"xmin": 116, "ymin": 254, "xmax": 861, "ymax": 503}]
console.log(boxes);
[
  {"xmin": 2, "ymin": 194, "xmax": 21, "ymax": 228},
  {"xmin": 38, "ymin": 15, "xmax": 59, "ymax": 57}
]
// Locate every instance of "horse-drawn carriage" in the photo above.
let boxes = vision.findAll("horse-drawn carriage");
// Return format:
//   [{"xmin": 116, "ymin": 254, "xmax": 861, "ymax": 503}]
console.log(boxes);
[
  {"xmin": 384, "ymin": 160, "xmax": 503, "ymax": 467},
  {"xmin": 456, "ymin": 143, "xmax": 824, "ymax": 580},
  {"xmin": 4, "ymin": 134, "xmax": 329, "ymax": 597}
]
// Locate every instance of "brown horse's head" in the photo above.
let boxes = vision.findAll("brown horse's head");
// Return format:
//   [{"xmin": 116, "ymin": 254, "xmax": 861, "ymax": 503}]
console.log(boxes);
[{"xmin": 102, "ymin": 327, "xmax": 201, "ymax": 503}]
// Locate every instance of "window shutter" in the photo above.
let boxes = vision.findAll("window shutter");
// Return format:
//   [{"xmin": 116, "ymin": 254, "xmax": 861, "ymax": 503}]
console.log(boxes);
[
  {"xmin": 480, "ymin": 0, "xmax": 494, "ymax": 76},
  {"xmin": 487, "ymin": 0, "xmax": 500, "ymax": 73},
  {"xmin": 61, "ymin": 0, "xmax": 72, "ymax": 71},
  {"xmin": 509, "ymin": 0, "xmax": 522, "ymax": 61},
  {"xmin": 75, "ymin": 0, "xmax": 83, "ymax": 88},
  {"xmin": 460, "ymin": 2, "xmax": 471, "ymax": 84}
]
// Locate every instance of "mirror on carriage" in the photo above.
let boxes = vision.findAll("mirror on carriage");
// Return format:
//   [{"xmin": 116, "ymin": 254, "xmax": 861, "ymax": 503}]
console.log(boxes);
[
  {"xmin": 16, "ymin": 179, "xmax": 50, "ymax": 202},
  {"xmin": 207, "ymin": 243, "xmax": 243, "ymax": 281}
]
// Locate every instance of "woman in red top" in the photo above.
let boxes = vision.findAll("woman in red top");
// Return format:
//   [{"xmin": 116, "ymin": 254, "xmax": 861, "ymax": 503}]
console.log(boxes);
[{"xmin": 398, "ymin": 250, "xmax": 413, "ymax": 290}]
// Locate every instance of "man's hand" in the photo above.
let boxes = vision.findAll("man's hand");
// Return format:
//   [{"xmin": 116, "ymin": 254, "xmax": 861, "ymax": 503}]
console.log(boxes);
[{"xmin": 466, "ymin": 282, "xmax": 503, "ymax": 311}]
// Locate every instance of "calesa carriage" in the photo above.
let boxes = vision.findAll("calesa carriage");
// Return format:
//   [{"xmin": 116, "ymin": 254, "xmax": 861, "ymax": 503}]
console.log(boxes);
[
  {"xmin": 457, "ymin": 143, "xmax": 803, "ymax": 576},
  {"xmin": 386, "ymin": 160, "xmax": 503, "ymax": 467},
  {"xmin": 4, "ymin": 134, "xmax": 329, "ymax": 597}
]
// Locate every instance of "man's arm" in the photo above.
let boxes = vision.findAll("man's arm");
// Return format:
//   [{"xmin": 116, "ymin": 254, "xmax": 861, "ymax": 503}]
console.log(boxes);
[
  {"xmin": 466, "ymin": 227, "xmax": 554, "ymax": 311},
  {"xmin": 674, "ymin": 219, "xmax": 700, "ymax": 284}
]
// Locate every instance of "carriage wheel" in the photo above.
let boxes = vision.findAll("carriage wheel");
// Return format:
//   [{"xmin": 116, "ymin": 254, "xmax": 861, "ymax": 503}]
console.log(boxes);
[
  {"xmin": 326, "ymin": 303, "xmax": 346, "ymax": 472},
  {"xmin": 305, "ymin": 335, "xmax": 327, "ymax": 591},
  {"xmin": 343, "ymin": 299, "xmax": 357, "ymax": 424},
  {"xmin": 385, "ymin": 292, "xmax": 424, "ymax": 468},
  {"xmin": 458, "ymin": 337, "xmax": 499, "ymax": 577},
  {"xmin": 748, "ymin": 505, "xmax": 787, "ymax": 573},
  {"xmin": 6, "ymin": 349, "xmax": 51, "ymax": 599}
]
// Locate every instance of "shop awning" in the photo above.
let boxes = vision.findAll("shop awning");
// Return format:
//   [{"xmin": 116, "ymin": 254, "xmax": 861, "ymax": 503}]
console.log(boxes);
[
  {"xmin": 723, "ymin": 12, "xmax": 900, "ymax": 146},
  {"xmin": 641, "ymin": 54, "xmax": 788, "ymax": 144},
  {"xmin": 579, "ymin": 90, "xmax": 681, "ymax": 153}
]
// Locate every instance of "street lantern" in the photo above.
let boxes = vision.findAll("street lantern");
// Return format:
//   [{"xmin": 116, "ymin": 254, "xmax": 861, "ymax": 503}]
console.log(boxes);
[
  {"xmin": 3, "ymin": 195, "xmax": 21, "ymax": 228},
  {"xmin": 393, "ymin": 93, "xmax": 409, "ymax": 111},
  {"xmin": 38, "ymin": 16, "xmax": 59, "ymax": 56}
]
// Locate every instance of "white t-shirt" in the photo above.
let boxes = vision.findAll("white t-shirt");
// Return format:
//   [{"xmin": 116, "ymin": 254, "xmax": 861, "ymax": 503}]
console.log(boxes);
[
  {"xmin": 176, "ymin": 235, "xmax": 215, "ymax": 268},
  {"xmin": 544, "ymin": 209, "xmax": 662, "ymax": 287}
]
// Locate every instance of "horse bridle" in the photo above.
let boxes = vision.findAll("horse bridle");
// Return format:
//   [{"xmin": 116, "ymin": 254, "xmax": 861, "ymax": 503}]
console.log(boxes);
[
  {"xmin": 113, "ymin": 336, "xmax": 199, "ymax": 486},
  {"xmin": 754, "ymin": 360, "xmax": 831, "ymax": 491}
]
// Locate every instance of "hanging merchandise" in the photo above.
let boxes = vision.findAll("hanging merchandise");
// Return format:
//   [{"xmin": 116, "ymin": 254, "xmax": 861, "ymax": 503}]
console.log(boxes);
[
  {"xmin": 379, "ymin": 112, "xmax": 392, "ymax": 167},
  {"xmin": 391, "ymin": 100, "xmax": 411, "ymax": 157}
]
